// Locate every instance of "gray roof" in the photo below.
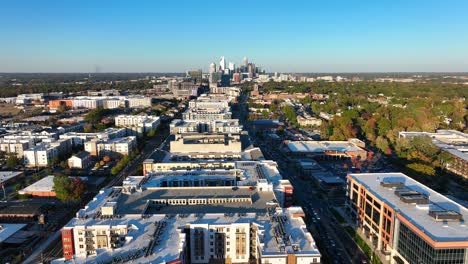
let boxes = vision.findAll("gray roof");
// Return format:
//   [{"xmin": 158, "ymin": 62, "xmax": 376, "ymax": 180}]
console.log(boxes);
[{"xmin": 116, "ymin": 187, "xmax": 277, "ymax": 215}]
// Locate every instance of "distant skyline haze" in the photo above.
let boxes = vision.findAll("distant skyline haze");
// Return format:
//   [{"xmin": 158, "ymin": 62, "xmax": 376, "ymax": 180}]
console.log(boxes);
[{"xmin": 1, "ymin": 0, "xmax": 468, "ymax": 73}]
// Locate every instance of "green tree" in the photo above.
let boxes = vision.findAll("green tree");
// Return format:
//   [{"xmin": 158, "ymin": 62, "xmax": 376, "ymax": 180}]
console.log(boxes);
[
  {"xmin": 376, "ymin": 136, "xmax": 390, "ymax": 153},
  {"xmin": 84, "ymin": 108, "xmax": 107, "ymax": 124},
  {"xmin": 53, "ymin": 175, "xmax": 86, "ymax": 203},
  {"xmin": 407, "ymin": 162, "xmax": 436, "ymax": 177},
  {"xmin": 5, "ymin": 154, "xmax": 20, "ymax": 169},
  {"xmin": 377, "ymin": 118, "xmax": 391, "ymax": 136},
  {"xmin": 281, "ymin": 105, "xmax": 298, "ymax": 125}
]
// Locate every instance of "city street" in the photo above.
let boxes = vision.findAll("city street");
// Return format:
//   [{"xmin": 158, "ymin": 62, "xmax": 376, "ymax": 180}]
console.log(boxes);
[{"xmin": 237, "ymin": 92, "xmax": 368, "ymax": 264}]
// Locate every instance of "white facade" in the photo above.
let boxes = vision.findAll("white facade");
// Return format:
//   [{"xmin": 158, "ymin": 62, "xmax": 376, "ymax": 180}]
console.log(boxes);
[
  {"xmin": 126, "ymin": 96, "xmax": 151, "ymax": 108},
  {"xmin": 72, "ymin": 98, "xmax": 104, "ymax": 109},
  {"xmin": 84, "ymin": 137, "xmax": 136, "ymax": 157},
  {"xmin": 23, "ymin": 144, "xmax": 59, "ymax": 167},
  {"xmin": 0, "ymin": 139, "xmax": 33, "ymax": 158}
]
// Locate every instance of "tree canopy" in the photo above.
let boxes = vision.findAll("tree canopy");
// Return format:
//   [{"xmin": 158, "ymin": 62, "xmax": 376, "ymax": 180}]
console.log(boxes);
[{"xmin": 53, "ymin": 175, "xmax": 86, "ymax": 203}]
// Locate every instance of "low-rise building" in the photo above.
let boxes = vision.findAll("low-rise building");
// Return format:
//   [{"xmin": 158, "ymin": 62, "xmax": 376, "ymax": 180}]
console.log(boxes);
[
  {"xmin": 281, "ymin": 138, "xmax": 367, "ymax": 161},
  {"xmin": 23, "ymin": 144, "xmax": 60, "ymax": 167},
  {"xmin": 0, "ymin": 171, "xmax": 25, "ymax": 185},
  {"xmin": 170, "ymin": 133, "xmax": 242, "ymax": 160},
  {"xmin": 114, "ymin": 115, "xmax": 160, "ymax": 135},
  {"xmin": 0, "ymin": 138, "xmax": 33, "ymax": 158},
  {"xmin": 68, "ymin": 151, "xmax": 93, "ymax": 169},
  {"xmin": 297, "ymin": 115, "xmax": 322, "ymax": 127},
  {"xmin": 84, "ymin": 136, "xmax": 136, "ymax": 157},
  {"xmin": 126, "ymin": 96, "xmax": 152, "ymax": 108},
  {"xmin": 18, "ymin": 175, "xmax": 56, "ymax": 197}
]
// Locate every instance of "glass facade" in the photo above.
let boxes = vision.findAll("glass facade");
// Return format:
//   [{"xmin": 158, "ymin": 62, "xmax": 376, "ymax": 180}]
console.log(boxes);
[{"xmin": 397, "ymin": 222, "xmax": 466, "ymax": 264}]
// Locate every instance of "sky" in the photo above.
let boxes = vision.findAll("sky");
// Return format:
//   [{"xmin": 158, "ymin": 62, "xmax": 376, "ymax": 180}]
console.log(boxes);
[{"xmin": 1, "ymin": 0, "xmax": 468, "ymax": 73}]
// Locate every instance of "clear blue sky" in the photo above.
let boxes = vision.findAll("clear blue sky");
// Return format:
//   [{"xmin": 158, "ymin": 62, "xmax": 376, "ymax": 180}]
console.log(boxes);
[{"xmin": 1, "ymin": 0, "xmax": 468, "ymax": 73}]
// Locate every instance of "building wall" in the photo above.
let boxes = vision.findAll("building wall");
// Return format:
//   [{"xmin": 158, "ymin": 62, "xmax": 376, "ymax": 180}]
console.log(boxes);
[
  {"xmin": 346, "ymin": 176, "xmax": 468, "ymax": 264},
  {"xmin": 49, "ymin": 100, "xmax": 73, "ymax": 109},
  {"xmin": 61, "ymin": 228, "xmax": 74, "ymax": 260}
]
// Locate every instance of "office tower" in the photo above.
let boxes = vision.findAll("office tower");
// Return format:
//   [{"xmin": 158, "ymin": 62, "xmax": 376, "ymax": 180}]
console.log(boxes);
[
  {"xmin": 209, "ymin": 62, "xmax": 216, "ymax": 74},
  {"xmin": 228, "ymin": 62, "xmax": 235, "ymax": 71},
  {"xmin": 219, "ymin": 56, "xmax": 226, "ymax": 71},
  {"xmin": 243, "ymin": 56, "xmax": 248, "ymax": 67},
  {"xmin": 248, "ymin": 64, "xmax": 254, "ymax": 78}
]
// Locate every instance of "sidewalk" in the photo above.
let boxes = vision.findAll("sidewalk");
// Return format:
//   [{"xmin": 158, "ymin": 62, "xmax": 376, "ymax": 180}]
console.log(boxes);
[{"xmin": 355, "ymin": 228, "xmax": 391, "ymax": 264}]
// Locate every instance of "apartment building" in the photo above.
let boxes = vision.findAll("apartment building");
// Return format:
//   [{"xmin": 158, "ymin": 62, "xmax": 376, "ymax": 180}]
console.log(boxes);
[
  {"xmin": 182, "ymin": 107, "xmax": 232, "ymax": 121},
  {"xmin": 0, "ymin": 138, "xmax": 33, "ymax": 158},
  {"xmin": 67, "ymin": 151, "xmax": 93, "ymax": 169},
  {"xmin": 170, "ymin": 133, "xmax": 242, "ymax": 160},
  {"xmin": 84, "ymin": 136, "xmax": 136, "ymax": 157},
  {"xmin": 58, "ymin": 184, "xmax": 319, "ymax": 263},
  {"xmin": 346, "ymin": 173, "xmax": 468, "ymax": 264},
  {"xmin": 22, "ymin": 139, "xmax": 72, "ymax": 167},
  {"xmin": 114, "ymin": 115, "xmax": 160, "ymax": 135},
  {"xmin": 23, "ymin": 144, "xmax": 59, "ymax": 167},
  {"xmin": 59, "ymin": 127, "xmax": 128, "ymax": 146},
  {"xmin": 170, "ymin": 80, "xmax": 200, "ymax": 98},
  {"xmin": 126, "ymin": 96, "xmax": 152, "ymax": 108},
  {"xmin": 188, "ymin": 97, "xmax": 229, "ymax": 109},
  {"xmin": 72, "ymin": 98, "xmax": 104, "ymax": 109},
  {"xmin": 170, "ymin": 119, "xmax": 243, "ymax": 134}
]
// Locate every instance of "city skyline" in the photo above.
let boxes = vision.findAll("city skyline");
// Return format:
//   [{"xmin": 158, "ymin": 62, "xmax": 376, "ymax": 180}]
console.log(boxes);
[{"xmin": 1, "ymin": 0, "xmax": 468, "ymax": 73}]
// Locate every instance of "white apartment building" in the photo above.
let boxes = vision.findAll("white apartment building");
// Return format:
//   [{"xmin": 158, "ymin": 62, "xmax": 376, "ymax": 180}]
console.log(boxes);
[
  {"xmin": 67, "ymin": 151, "xmax": 93, "ymax": 169},
  {"xmin": 126, "ymin": 96, "xmax": 152, "ymax": 108},
  {"xmin": 170, "ymin": 119, "xmax": 243, "ymax": 134},
  {"xmin": 114, "ymin": 115, "xmax": 160, "ymax": 135},
  {"xmin": 59, "ymin": 128, "xmax": 128, "ymax": 146},
  {"xmin": 0, "ymin": 138, "xmax": 34, "ymax": 158},
  {"xmin": 58, "ymin": 185, "xmax": 321, "ymax": 264},
  {"xmin": 182, "ymin": 108, "xmax": 232, "ymax": 121},
  {"xmin": 188, "ymin": 98, "xmax": 229, "ymax": 109},
  {"xmin": 72, "ymin": 98, "xmax": 104, "ymax": 109},
  {"xmin": 102, "ymin": 98, "xmax": 125, "ymax": 109},
  {"xmin": 23, "ymin": 144, "xmax": 59, "ymax": 167},
  {"xmin": 84, "ymin": 136, "xmax": 136, "ymax": 157}
]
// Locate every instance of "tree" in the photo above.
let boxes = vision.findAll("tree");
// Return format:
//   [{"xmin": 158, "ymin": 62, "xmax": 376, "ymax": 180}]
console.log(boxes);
[
  {"xmin": 53, "ymin": 175, "xmax": 86, "ymax": 203},
  {"xmin": 407, "ymin": 162, "xmax": 436, "ymax": 176},
  {"xmin": 13, "ymin": 183, "xmax": 22, "ymax": 192},
  {"xmin": 84, "ymin": 108, "xmax": 107, "ymax": 124},
  {"xmin": 5, "ymin": 154, "xmax": 20, "ymax": 169},
  {"xmin": 376, "ymin": 136, "xmax": 390, "ymax": 153},
  {"xmin": 281, "ymin": 105, "xmax": 298, "ymax": 126},
  {"xmin": 377, "ymin": 118, "xmax": 391, "ymax": 136}
]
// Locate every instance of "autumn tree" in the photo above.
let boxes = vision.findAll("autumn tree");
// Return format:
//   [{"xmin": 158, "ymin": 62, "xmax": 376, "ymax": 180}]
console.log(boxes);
[{"xmin": 53, "ymin": 174, "xmax": 86, "ymax": 203}]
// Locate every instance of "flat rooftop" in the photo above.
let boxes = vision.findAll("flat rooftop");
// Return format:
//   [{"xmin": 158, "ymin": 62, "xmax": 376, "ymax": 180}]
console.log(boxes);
[
  {"xmin": 116, "ymin": 187, "xmax": 277, "ymax": 215},
  {"xmin": 0, "ymin": 223, "xmax": 27, "ymax": 243},
  {"xmin": 0, "ymin": 171, "xmax": 23, "ymax": 183},
  {"xmin": 60, "ymin": 208, "xmax": 319, "ymax": 264},
  {"xmin": 287, "ymin": 141, "xmax": 364, "ymax": 153},
  {"xmin": 349, "ymin": 173, "xmax": 468, "ymax": 242},
  {"xmin": 18, "ymin": 175, "xmax": 54, "ymax": 194}
]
